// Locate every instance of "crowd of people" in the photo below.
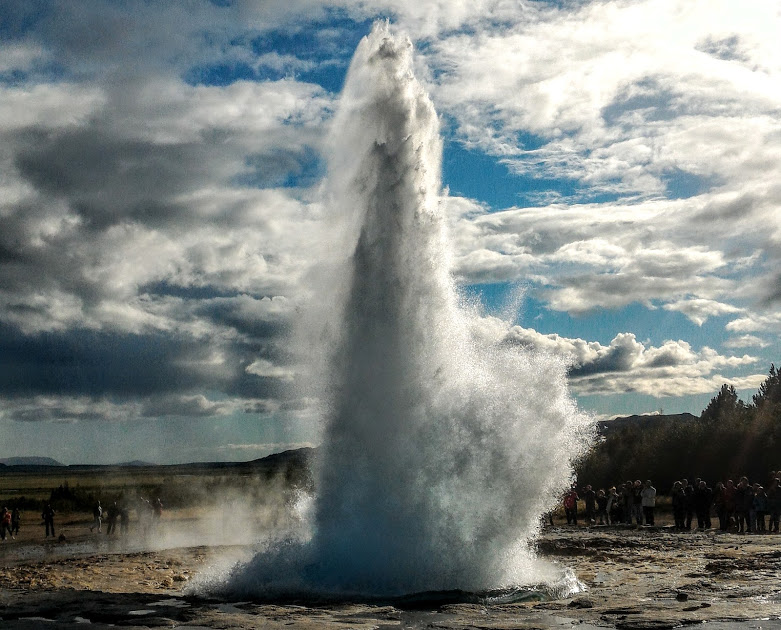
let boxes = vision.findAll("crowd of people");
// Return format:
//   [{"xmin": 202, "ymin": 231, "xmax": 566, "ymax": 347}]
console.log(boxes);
[
  {"xmin": 560, "ymin": 472, "xmax": 781, "ymax": 533},
  {"xmin": 0, "ymin": 496, "xmax": 164, "ymax": 542}
]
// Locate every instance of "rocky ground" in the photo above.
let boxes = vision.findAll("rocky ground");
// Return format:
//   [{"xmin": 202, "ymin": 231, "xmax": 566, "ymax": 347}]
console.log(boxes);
[{"xmin": 2, "ymin": 523, "xmax": 781, "ymax": 629}]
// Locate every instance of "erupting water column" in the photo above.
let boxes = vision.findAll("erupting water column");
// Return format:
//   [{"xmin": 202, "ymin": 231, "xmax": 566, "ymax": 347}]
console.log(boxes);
[{"xmin": 226, "ymin": 23, "xmax": 592, "ymax": 599}]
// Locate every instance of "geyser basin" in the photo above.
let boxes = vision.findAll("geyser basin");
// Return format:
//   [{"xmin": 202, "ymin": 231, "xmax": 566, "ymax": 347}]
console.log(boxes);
[{"xmin": 220, "ymin": 22, "xmax": 593, "ymax": 600}]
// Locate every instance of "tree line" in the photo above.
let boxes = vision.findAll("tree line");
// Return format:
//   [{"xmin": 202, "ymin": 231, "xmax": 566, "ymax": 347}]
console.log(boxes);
[{"xmin": 576, "ymin": 364, "xmax": 781, "ymax": 492}]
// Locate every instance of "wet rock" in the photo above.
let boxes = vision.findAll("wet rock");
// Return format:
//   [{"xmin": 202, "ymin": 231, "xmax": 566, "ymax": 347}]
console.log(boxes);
[{"xmin": 615, "ymin": 618, "xmax": 679, "ymax": 630}]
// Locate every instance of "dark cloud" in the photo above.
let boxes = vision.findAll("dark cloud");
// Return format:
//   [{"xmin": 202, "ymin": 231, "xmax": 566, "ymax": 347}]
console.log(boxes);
[
  {"xmin": 0, "ymin": 323, "xmax": 230, "ymax": 398},
  {"xmin": 13, "ymin": 127, "xmax": 234, "ymax": 229},
  {"xmin": 568, "ymin": 334, "xmax": 641, "ymax": 377}
]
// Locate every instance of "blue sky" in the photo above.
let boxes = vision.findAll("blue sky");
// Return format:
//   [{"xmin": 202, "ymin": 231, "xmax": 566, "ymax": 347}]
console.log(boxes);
[{"xmin": 1, "ymin": 0, "xmax": 780, "ymax": 464}]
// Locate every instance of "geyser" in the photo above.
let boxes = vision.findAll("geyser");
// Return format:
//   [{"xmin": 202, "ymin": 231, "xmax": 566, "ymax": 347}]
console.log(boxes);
[{"xmin": 222, "ymin": 22, "xmax": 592, "ymax": 599}]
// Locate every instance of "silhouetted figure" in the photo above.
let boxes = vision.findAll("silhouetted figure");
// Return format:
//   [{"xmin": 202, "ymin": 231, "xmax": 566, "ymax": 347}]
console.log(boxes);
[
  {"xmin": 682, "ymin": 479, "xmax": 695, "ymax": 530},
  {"xmin": 735, "ymin": 477, "xmax": 751, "ymax": 533},
  {"xmin": 641, "ymin": 480, "xmax": 656, "ymax": 525},
  {"xmin": 596, "ymin": 489, "xmax": 608, "ymax": 525},
  {"xmin": 713, "ymin": 481, "xmax": 728, "ymax": 530},
  {"xmin": 90, "ymin": 501, "xmax": 102, "ymax": 533},
  {"xmin": 671, "ymin": 481, "xmax": 686, "ymax": 528},
  {"xmin": 42, "ymin": 503, "xmax": 55, "ymax": 538},
  {"xmin": 631, "ymin": 480, "xmax": 643, "ymax": 526},
  {"xmin": 564, "ymin": 486, "xmax": 579, "ymax": 525},
  {"xmin": 583, "ymin": 485, "xmax": 596, "ymax": 524},
  {"xmin": 607, "ymin": 487, "xmax": 621, "ymax": 524},
  {"xmin": 724, "ymin": 479, "xmax": 737, "ymax": 528},
  {"xmin": 623, "ymin": 481, "xmax": 633, "ymax": 524},
  {"xmin": 694, "ymin": 480, "xmax": 712, "ymax": 529},
  {"xmin": 1, "ymin": 507, "xmax": 12, "ymax": 541},
  {"xmin": 767, "ymin": 478, "xmax": 780, "ymax": 533},
  {"xmin": 11, "ymin": 507, "xmax": 20, "ymax": 536},
  {"xmin": 753, "ymin": 486, "xmax": 768, "ymax": 532}
]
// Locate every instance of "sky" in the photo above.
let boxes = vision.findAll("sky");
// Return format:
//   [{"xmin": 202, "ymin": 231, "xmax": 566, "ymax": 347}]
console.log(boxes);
[{"xmin": 1, "ymin": 0, "xmax": 780, "ymax": 465}]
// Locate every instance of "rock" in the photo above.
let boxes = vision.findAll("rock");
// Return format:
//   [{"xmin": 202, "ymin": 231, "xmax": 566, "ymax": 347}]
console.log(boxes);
[
  {"xmin": 568, "ymin": 598, "xmax": 594, "ymax": 609},
  {"xmin": 675, "ymin": 592, "xmax": 688, "ymax": 601}
]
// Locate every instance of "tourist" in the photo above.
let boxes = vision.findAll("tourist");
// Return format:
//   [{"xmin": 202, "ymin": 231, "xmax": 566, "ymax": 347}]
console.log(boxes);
[
  {"xmin": 724, "ymin": 479, "xmax": 737, "ymax": 529},
  {"xmin": 753, "ymin": 486, "xmax": 768, "ymax": 532},
  {"xmin": 10, "ymin": 507, "xmax": 20, "ymax": 537},
  {"xmin": 607, "ymin": 486, "xmax": 621, "ymax": 525},
  {"xmin": 563, "ymin": 485, "xmax": 579, "ymax": 525},
  {"xmin": 596, "ymin": 489, "xmax": 608, "ymax": 525},
  {"xmin": 735, "ymin": 477, "xmax": 751, "ymax": 533},
  {"xmin": 632, "ymin": 480, "xmax": 643, "ymax": 526},
  {"xmin": 694, "ymin": 480, "xmax": 713, "ymax": 529},
  {"xmin": 583, "ymin": 485, "xmax": 596, "ymax": 525},
  {"xmin": 42, "ymin": 503, "xmax": 55, "ymax": 538},
  {"xmin": 623, "ymin": 481, "xmax": 634, "ymax": 525},
  {"xmin": 106, "ymin": 502, "xmax": 119, "ymax": 535},
  {"xmin": 682, "ymin": 479, "xmax": 695, "ymax": 530},
  {"xmin": 767, "ymin": 477, "xmax": 781, "ymax": 533},
  {"xmin": 0, "ymin": 507, "xmax": 12, "ymax": 541},
  {"xmin": 90, "ymin": 500, "xmax": 102, "ymax": 533},
  {"xmin": 671, "ymin": 481, "xmax": 686, "ymax": 529},
  {"xmin": 641, "ymin": 480, "xmax": 656, "ymax": 525},
  {"xmin": 713, "ymin": 481, "xmax": 728, "ymax": 531}
]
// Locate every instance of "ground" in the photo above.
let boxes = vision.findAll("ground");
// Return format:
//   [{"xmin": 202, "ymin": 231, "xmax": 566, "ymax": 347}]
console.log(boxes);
[{"xmin": 3, "ymin": 515, "xmax": 781, "ymax": 630}]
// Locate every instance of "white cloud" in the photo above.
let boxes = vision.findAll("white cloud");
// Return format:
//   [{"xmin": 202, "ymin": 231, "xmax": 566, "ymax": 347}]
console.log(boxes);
[
  {"xmin": 662, "ymin": 298, "xmax": 743, "ymax": 326},
  {"xmin": 500, "ymin": 323, "xmax": 762, "ymax": 398}
]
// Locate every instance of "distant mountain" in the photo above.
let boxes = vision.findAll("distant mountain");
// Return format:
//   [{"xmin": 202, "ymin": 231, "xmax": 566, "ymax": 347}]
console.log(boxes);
[
  {"xmin": 0, "ymin": 456, "xmax": 64, "ymax": 466},
  {"xmin": 598, "ymin": 412, "xmax": 697, "ymax": 437}
]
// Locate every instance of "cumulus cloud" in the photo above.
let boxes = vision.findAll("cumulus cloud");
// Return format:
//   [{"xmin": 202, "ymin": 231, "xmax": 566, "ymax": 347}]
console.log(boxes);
[{"xmin": 501, "ymin": 324, "xmax": 763, "ymax": 398}]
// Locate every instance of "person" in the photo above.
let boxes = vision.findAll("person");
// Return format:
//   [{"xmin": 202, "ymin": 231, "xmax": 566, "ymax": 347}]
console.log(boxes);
[
  {"xmin": 682, "ymin": 479, "xmax": 695, "ymax": 530},
  {"xmin": 632, "ymin": 480, "xmax": 643, "ymax": 526},
  {"xmin": 641, "ymin": 480, "xmax": 657, "ymax": 525},
  {"xmin": 623, "ymin": 481, "xmax": 634, "ymax": 525},
  {"xmin": 90, "ymin": 500, "xmax": 102, "ymax": 533},
  {"xmin": 42, "ymin": 503, "xmax": 55, "ymax": 538},
  {"xmin": 671, "ymin": 481, "xmax": 686, "ymax": 529},
  {"xmin": 10, "ymin": 507, "xmax": 20, "ymax": 537},
  {"xmin": 694, "ymin": 480, "xmax": 713, "ymax": 529},
  {"xmin": 607, "ymin": 486, "xmax": 621, "ymax": 525},
  {"xmin": 583, "ymin": 485, "xmax": 596, "ymax": 525},
  {"xmin": 713, "ymin": 481, "xmax": 728, "ymax": 531},
  {"xmin": 753, "ymin": 486, "xmax": 768, "ymax": 532},
  {"xmin": 735, "ymin": 477, "xmax": 752, "ymax": 533},
  {"xmin": 596, "ymin": 489, "xmax": 608, "ymax": 525},
  {"xmin": 106, "ymin": 502, "xmax": 118, "ymax": 535},
  {"xmin": 563, "ymin": 486, "xmax": 579, "ymax": 525},
  {"xmin": 767, "ymin": 477, "xmax": 781, "ymax": 533},
  {"xmin": 724, "ymin": 479, "xmax": 737, "ymax": 529},
  {"xmin": 0, "ymin": 507, "xmax": 12, "ymax": 541}
]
